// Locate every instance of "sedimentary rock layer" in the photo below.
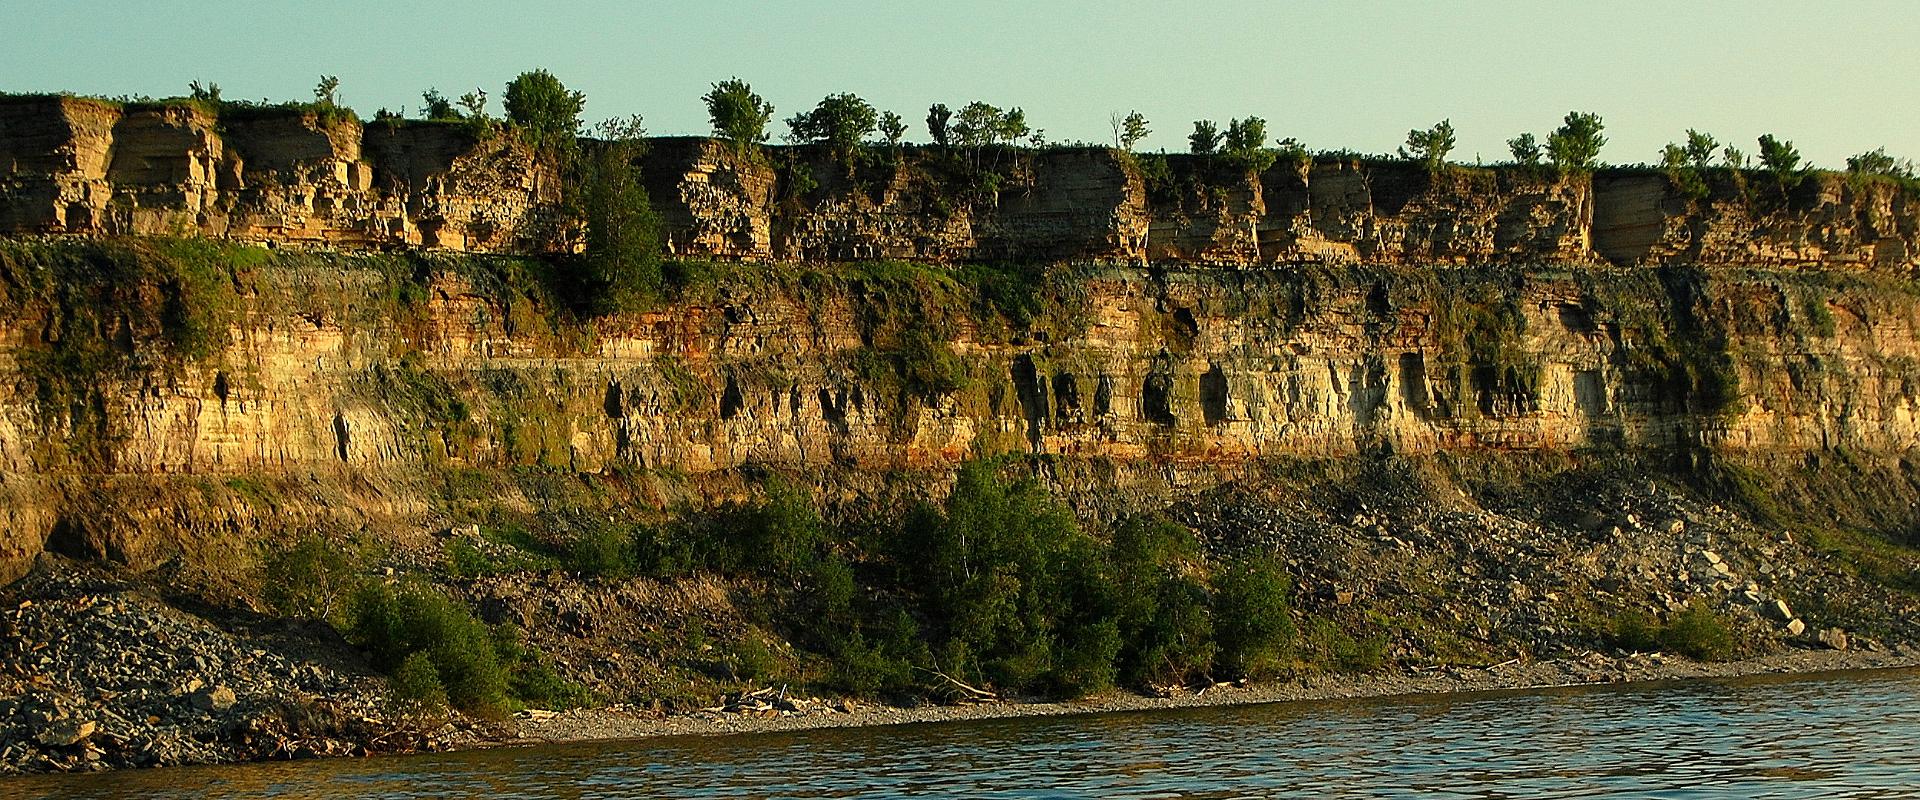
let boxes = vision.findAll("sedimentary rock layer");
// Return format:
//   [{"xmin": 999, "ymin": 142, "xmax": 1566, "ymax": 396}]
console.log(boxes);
[{"xmin": 4, "ymin": 96, "xmax": 1916, "ymax": 271}]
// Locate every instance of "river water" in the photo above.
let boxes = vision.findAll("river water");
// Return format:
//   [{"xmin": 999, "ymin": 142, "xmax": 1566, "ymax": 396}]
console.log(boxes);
[{"xmin": 11, "ymin": 668, "xmax": 1920, "ymax": 799}]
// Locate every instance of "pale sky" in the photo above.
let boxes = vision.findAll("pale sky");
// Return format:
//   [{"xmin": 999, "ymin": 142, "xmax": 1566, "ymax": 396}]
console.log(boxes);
[{"xmin": 2, "ymin": 0, "xmax": 1915, "ymax": 167}]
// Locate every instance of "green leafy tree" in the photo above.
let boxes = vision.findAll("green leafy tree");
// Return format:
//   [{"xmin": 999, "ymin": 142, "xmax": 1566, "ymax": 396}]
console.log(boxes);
[
  {"xmin": 314, "ymin": 75, "xmax": 340, "ymax": 108},
  {"xmin": 951, "ymin": 102, "xmax": 1003, "ymax": 147},
  {"xmin": 1399, "ymin": 118, "xmax": 1456, "ymax": 170},
  {"xmin": 1112, "ymin": 110, "xmax": 1150, "ymax": 151},
  {"xmin": 998, "ymin": 107, "xmax": 1030, "ymax": 145},
  {"xmin": 1757, "ymin": 134, "xmax": 1804, "ymax": 177},
  {"xmin": 1211, "ymin": 556, "xmax": 1297, "ymax": 677},
  {"xmin": 503, "ymin": 69, "xmax": 586, "ymax": 152},
  {"xmin": 926, "ymin": 103, "xmax": 953, "ymax": 147},
  {"xmin": 188, "ymin": 80, "xmax": 221, "ymax": 105},
  {"xmin": 575, "ymin": 115, "xmax": 662, "ymax": 314},
  {"xmin": 1546, "ymin": 111, "xmax": 1606, "ymax": 170},
  {"xmin": 1722, "ymin": 145, "xmax": 1748, "ymax": 170},
  {"xmin": 1222, "ymin": 117, "xmax": 1275, "ymax": 172},
  {"xmin": 420, "ymin": 88, "xmax": 458, "ymax": 120},
  {"xmin": 1682, "ymin": 129, "xmax": 1718, "ymax": 169},
  {"xmin": 704, "ymin": 78, "xmax": 775, "ymax": 146},
  {"xmin": 457, "ymin": 88, "xmax": 493, "ymax": 135},
  {"xmin": 1189, "ymin": 120, "xmax": 1222, "ymax": 154},
  {"xmin": 879, "ymin": 111, "xmax": 908, "ymax": 146},
  {"xmin": 1507, "ymin": 132, "xmax": 1542, "ymax": 165},
  {"xmin": 786, "ymin": 93, "xmax": 878, "ymax": 153}
]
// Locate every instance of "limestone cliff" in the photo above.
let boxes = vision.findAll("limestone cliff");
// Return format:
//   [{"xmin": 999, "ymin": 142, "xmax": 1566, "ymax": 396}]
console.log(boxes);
[
  {"xmin": 1, "ymin": 238, "xmax": 1917, "ymax": 578},
  {"xmin": 5, "ymin": 96, "xmax": 1918, "ymax": 272}
]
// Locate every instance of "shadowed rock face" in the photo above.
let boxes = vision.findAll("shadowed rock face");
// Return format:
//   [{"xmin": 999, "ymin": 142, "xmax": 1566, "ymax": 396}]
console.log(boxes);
[
  {"xmin": 0, "ymin": 97, "xmax": 560, "ymax": 251},
  {"xmin": 6, "ymin": 96, "xmax": 1918, "ymax": 271}
]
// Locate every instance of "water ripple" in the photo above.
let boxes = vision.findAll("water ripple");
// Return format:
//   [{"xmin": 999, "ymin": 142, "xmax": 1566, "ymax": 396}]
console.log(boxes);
[{"xmin": 11, "ymin": 668, "xmax": 1920, "ymax": 799}]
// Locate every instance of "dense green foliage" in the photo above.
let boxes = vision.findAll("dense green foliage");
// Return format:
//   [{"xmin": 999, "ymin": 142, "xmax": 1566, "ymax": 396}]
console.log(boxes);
[
  {"xmin": 503, "ymin": 69, "xmax": 586, "ymax": 152},
  {"xmin": 1609, "ymin": 600, "xmax": 1735, "ymax": 661},
  {"xmin": 1506, "ymin": 133, "xmax": 1541, "ymax": 166},
  {"xmin": 704, "ymin": 78, "xmax": 775, "ymax": 146},
  {"xmin": 925, "ymin": 103, "xmax": 952, "ymax": 147},
  {"xmin": 786, "ymin": 93, "xmax": 878, "ymax": 153},
  {"xmin": 526, "ymin": 461, "xmax": 1316, "ymax": 699},
  {"xmin": 261, "ymin": 537, "xmax": 589, "ymax": 715},
  {"xmin": 1188, "ymin": 120, "xmax": 1222, "ymax": 154},
  {"xmin": 1546, "ymin": 111, "xmax": 1606, "ymax": 170},
  {"xmin": 573, "ymin": 116, "xmax": 663, "ymax": 314},
  {"xmin": 1400, "ymin": 119, "xmax": 1456, "ymax": 170}
]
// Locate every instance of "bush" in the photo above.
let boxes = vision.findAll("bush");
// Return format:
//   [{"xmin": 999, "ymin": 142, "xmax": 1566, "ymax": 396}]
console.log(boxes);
[
  {"xmin": 1659, "ymin": 602, "xmax": 1735, "ymax": 661},
  {"xmin": 786, "ymin": 93, "xmax": 877, "ymax": 154},
  {"xmin": 262, "ymin": 534, "xmax": 360, "ymax": 623},
  {"xmin": 1109, "ymin": 517, "xmax": 1214, "ymax": 686},
  {"xmin": 1608, "ymin": 602, "xmax": 1734, "ymax": 661},
  {"xmin": 566, "ymin": 522, "xmax": 638, "ymax": 578},
  {"xmin": 390, "ymin": 651, "xmax": 448, "ymax": 712},
  {"xmin": 1211, "ymin": 556, "xmax": 1297, "ymax": 677},
  {"xmin": 349, "ymin": 582, "xmax": 513, "ymax": 715},
  {"xmin": 1303, "ymin": 617, "xmax": 1385, "ymax": 673}
]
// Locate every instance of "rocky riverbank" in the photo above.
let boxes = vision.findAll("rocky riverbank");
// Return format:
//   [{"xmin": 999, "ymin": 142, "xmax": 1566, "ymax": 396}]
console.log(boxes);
[
  {"xmin": 506, "ymin": 647, "xmax": 1920, "ymax": 745},
  {"xmin": 0, "ymin": 562, "xmax": 501, "ymax": 774}
]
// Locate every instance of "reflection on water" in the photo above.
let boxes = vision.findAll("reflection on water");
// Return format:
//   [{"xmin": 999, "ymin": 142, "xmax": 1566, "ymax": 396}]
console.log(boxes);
[{"xmin": 11, "ymin": 668, "xmax": 1920, "ymax": 799}]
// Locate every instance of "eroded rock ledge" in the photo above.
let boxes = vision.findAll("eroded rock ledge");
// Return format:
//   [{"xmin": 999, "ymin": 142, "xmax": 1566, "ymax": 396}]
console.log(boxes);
[{"xmin": 4, "ymin": 96, "xmax": 1916, "ymax": 271}]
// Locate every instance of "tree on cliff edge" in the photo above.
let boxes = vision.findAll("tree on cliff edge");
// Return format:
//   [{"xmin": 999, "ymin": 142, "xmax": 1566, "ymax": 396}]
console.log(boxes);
[
  {"xmin": 1546, "ymin": 111, "xmax": 1606, "ymax": 171},
  {"xmin": 786, "ymin": 93, "xmax": 878, "ymax": 157},
  {"xmin": 705, "ymin": 78, "xmax": 775, "ymax": 148},
  {"xmin": 504, "ymin": 69, "xmax": 586, "ymax": 153},
  {"xmin": 576, "ymin": 115, "xmax": 662, "ymax": 314}
]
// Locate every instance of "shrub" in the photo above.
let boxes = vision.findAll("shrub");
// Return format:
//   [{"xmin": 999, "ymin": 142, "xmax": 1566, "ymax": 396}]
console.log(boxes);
[
  {"xmin": 1608, "ymin": 603, "xmax": 1734, "ymax": 661},
  {"xmin": 901, "ymin": 462, "xmax": 1105, "ymax": 693},
  {"xmin": 1659, "ymin": 602, "xmax": 1735, "ymax": 661},
  {"xmin": 390, "ymin": 651, "xmax": 448, "ymax": 712},
  {"xmin": 1108, "ymin": 516, "xmax": 1213, "ymax": 686},
  {"xmin": 1507, "ymin": 133, "xmax": 1542, "ymax": 165},
  {"xmin": 704, "ymin": 78, "xmax": 774, "ymax": 146},
  {"xmin": 1189, "ymin": 120, "xmax": 1222, "ymax": 154},
  {"xmin": 1757, "ymin": 134, "xmax": 1805, "ymax": 187},
  {"xmin": 1303, "ymin": 617, "xmax": 1385, "ymax": 673},
  {"xmin": 1610, "ymin": 610, "xmax": 1663, "ymax": 652},
  {"xmin": 261, "ymin": 534, "xmax": 360, "ymax": 623},
  {"xmin": 1847, "ymin": 147, "xmax": 1913, "ymax": 178},
  {"xmin": 566, "ymin": 522, "xmax": 638, "ymax": 578},
  {"xmin": 349, "ymin": 582, "xmax": 513, "ymax": 715},
  {"xmin": 1211, "ymin": 556, "xmax": 1297, "ymax": 677},
  {"xmin": 420, "ymin": 88, "xmax": 457, "ymax": 120},
  {"xmin": 894, "ymin": 328, "xmax": 968, "ymax": 399}
]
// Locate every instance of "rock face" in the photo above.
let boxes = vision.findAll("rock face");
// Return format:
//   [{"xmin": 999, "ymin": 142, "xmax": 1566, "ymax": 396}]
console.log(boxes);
[
  {"xmin": 6, "ymin": 96, "xmax": 1919, "ymax": 271},
  {"xmin": 1, "ymin": 237, "xmax": 1917, "ymax": 576},
  {"xmin": 0, "ymin": 96, "xmax": 560, "ymax": 251}
]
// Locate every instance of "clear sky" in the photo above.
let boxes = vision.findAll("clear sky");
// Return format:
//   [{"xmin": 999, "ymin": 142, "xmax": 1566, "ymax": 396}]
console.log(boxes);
[{"xmin": 3, "ymin": 0, "xmax": 1915, "ymax": 167}]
